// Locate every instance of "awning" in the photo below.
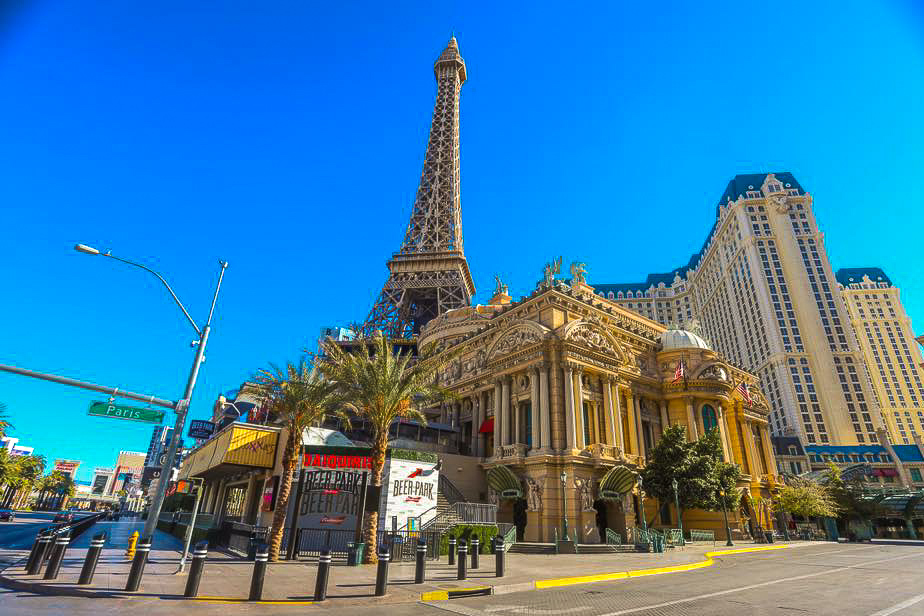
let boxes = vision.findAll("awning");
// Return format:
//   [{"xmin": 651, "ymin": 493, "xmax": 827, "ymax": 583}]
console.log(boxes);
[
  {"xmin": 179, "ymin": 423, "xmax": 280, "ymax": 480},
  {"xmin": 599, "ymin": 465, "xmax": 637, "ymax": 500},
  {"xmin": 487, "ymin": 465, "xmax": 521, "ymax": 499},
  {"xmin": 478, "ymin": 418, "xmax": 494, "ymax": 434}
]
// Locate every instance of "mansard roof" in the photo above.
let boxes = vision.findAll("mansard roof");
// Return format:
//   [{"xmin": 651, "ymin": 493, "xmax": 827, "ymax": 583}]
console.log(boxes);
[
  {"xmin": 835, "ymin": 267, "xmax": 893, "ymax": 287},
  {"xmin": 717, "ymin": 172, "xmax": 804, "ymax": 205}
]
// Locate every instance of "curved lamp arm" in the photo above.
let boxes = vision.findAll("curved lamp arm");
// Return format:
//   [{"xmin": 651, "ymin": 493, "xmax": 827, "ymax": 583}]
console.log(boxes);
[{"xmin": 75, "ymin": 244, "xmax": 200, "ymax": 336}]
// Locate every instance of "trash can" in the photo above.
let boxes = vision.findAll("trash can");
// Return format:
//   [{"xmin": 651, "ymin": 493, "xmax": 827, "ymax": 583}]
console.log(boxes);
[
  {"xmin": 764, "ymin": 531, "xmax": 774, "ymax": 544},
  {"xmin": 347, "ymin": 542, "xmax": 366, "ymax": 566}
]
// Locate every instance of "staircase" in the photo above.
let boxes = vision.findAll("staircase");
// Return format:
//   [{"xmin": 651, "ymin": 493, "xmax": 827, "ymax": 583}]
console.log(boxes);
[
  {"xmin": 420, "ymin": 492, "xmax": 463, "ymax": 534},
  {"xmin": 508, "ymin": 542, "xmax": 556, "ymax": 555}
]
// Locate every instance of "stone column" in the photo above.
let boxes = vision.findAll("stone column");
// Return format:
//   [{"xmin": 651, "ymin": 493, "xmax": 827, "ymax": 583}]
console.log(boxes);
[
  {"xmin": 685, "ymin": 397, "xmax": 698, "ymax": 441},
  {"xmin": 494, "ymin": 380, "xmax": 503, "ymax": 453},
  {"xmin": 603, "ymin": 376, "xmax": 615, "ymax": 447},
  {"xmin": 540, "ymin": 363, "xmax": 551, "ymax": 450},
  {"xmin": 758, "ymin": 424, "xmax": 776, "ymax": 481},
  {"xmin": 575, "ymin": 366, "xmax": 585, "ymax": 448},
  {"xmin": 612, "ymin": 381, "xmax": 626, "ymax": 454},
  {"xmin": 502, "ymin": 377, "xmax": 511, "ymax": 448},
  {"xmin": 563, "ymin": 364, "xmax": 576, "ymax": 451},
  {"xmin": 716, "ymin": 403, "xmax": 732, "ymax": 462},
  {"xmin": 739, "ymin": 416, "xmax": 759, "ymax": 478},
  {"xmin": 660, "ymin": 401, "xmax": 670, "ymax": 429},
  {"xmin": 531, "ymin": 367, "xmax": 541, "ymax": 450},
  {"xmin": 625, "ymin": 388, "xmax": 639, "ymax": 456},
  {"xmin": 634, "ymin": 396, "xmax": 645, "ymax": 459}
]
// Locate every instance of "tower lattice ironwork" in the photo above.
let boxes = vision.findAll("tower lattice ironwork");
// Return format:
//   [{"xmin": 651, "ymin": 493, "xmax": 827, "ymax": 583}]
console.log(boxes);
[{"xmin": 359, "ymin": 37, "xmax": 475, "ymax": 338}]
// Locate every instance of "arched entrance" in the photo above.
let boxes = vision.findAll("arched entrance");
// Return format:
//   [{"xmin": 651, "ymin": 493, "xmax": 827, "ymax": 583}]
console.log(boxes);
[{"xmin": 593, "ymin": 498, "xmax": 626, "ymax": 543}]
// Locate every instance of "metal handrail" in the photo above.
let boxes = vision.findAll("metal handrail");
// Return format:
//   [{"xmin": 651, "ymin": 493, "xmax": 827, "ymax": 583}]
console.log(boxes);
[
  {"xmin": 688, "ymin": 529, "xmax": 715, "ymax": 545},
  {"xmin": 439, "ymin": 474, "xmax": 467, "ymax": 505},
  {"xmin": 605, "ymin": 528, "xmax": 622, "ymax": 546}
]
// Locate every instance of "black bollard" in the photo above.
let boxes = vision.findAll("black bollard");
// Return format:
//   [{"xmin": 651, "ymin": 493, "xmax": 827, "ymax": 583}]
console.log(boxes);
[
  {"xmin": 456, "ymin": 539, "xmax": 467, "ymax": 580},
  {"xmin": 125, "ymin": 536, "xmax": 152, "ymax": 592},
  {"xmin": 414, "ymin": 538, "xmax": 427, "ymax": 584},
  {"xmin": 495, "ymin": 536, "xmax": 505, "ymax": 577},
  {"xmin": 448, "ymin": 537, "xmax": 456, "ymax": 565},
  {"xmin": 43, "ymin": 531, "xmax": 71, "ymax": 580},
  {"xmin": 183, "ymin": 541, "xmax": 209, "ymax": 598},
  {"xmin": 374, "ymin": 551, "xmax": 389, "ymax": 597},
  {"xmin": 314, "ymin": 549, "xmax": 332, "ymax": 601},
  {"xmin": 26, "ymin": 529, "xmax": 50, "ymax": 574},
  {"xmin": 78, "ymin": 532, "xmax": 107, "ymax": 585},
  {"xmin": 248, "ymin": 542, "xmax": 268, "ymax": 601},
  {"xmin": 470, "ymin": 537, "xmax": 479, "ymax": 569},
  {"xmin": 27, "ymin": 532, "xmax": 53, "ymax": 575}
]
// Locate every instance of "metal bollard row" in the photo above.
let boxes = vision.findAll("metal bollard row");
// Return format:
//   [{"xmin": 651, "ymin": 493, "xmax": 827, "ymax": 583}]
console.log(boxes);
[
  {"xmin": 471, "ymin": 537, "xmax": 479, "ymax": 569},
  {"xmin": 184, "ymin": 541, "xmax": 209, "ymax": 598},
  {"xmin": 456, "ymin": 539, "xmax": 468, "ymax": 580},
  {"xmin": 78, "ymin": 532, "xmax": 107, "ymax": 585},
  {"xmin": 448, "ymin": 537, "xmax": 456, "ymax": 565},
  {"xmin": 414, "ymin": 538, "xmax": 427, "ymax": 584},
  {"xmin": 314, "ymin": 549, "xmax": 332, "ymax": 601},
  {"xmin": 125, "ymin": 536, "xmax": 151, "ymax": 592},
  {"xmin": 43, "ymin": 531, "xmax": 71, "ymax": 580},
  {"xmin": 495, "ymin": 536, "xmax": 505, "ymax": 577},
  {"xmin": 26, "ymin": 529, "xmax": 53, "ymax": 575},
  {"xmin": 374, "ymin": 551, "xmax": 390, "ymax": 597},
  {"xmin": 249, "ymin": 543, "xmax": 268, "ymax": 601}
]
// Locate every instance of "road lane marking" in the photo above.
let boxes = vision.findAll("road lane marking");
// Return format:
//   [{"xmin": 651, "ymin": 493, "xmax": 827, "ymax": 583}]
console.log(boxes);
[
  {"xmin": 597, "ymin": 550, "xmax": 924, "ymax": 616},
  {"xmin": 868, "ymin": 592, "xmax": 924, "ymax": 616}
]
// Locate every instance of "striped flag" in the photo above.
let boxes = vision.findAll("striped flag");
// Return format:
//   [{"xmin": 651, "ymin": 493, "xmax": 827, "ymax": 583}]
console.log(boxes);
[
  {"xmin": 737, "ymin": 381, "xmax": 753, "ymax": 405},
  {"xmin": 672, "ymin": 360, "xmax": 685, "ymax": 384}
]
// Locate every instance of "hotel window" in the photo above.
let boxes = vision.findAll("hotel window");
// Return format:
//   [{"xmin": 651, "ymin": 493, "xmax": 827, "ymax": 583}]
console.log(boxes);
[
  {"xmin": 911, "ymin": 469, "xmax": 923, "ymax": 482},
  {"xmin": 701, "ymin": 405, "xmax": 718, "ymax": 432}
]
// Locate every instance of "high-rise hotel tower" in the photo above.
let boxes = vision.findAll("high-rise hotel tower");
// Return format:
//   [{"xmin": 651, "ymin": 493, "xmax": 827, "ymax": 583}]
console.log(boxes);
[
  {"xmin": 595, "ymin": 173, "xmax": 883, "ymax": 446},
  {"xmin": 837, "ymin": 268, "xmax": 924, "ymax": 445}
]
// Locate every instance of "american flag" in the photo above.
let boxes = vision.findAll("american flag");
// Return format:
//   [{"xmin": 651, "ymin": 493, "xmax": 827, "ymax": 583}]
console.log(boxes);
[
  {"xmin": 672, "ymin": 360, "xmax": 685, "ymax": 384},
  {"xmin": 737, "ymin": 381, "xmax": 753, "ymax": 405}
]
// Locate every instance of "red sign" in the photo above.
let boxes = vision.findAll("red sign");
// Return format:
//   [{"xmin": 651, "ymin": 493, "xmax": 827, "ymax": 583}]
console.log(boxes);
[
  {"xmin": 320, "ymin": 516, "xmax": 346, "ymax": 525},
  {"xmin": 302, "ymin": 453, "xmax": 372, "ymax": 470}
]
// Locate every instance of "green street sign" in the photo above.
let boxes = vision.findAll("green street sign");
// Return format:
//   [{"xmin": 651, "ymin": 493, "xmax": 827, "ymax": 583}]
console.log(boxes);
[{"xmin": 87, "ymin": 401, "xmax": 165, "ymax": 424}]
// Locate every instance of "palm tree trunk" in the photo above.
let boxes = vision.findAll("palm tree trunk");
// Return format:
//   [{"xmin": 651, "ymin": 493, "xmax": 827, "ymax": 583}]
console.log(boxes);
[
  {"xmin": 268, "ymin": 427, "xmax": 298, "ymax": 562},
  {"xmin": 362, "ymin": 434, "xmax": 388, "ymax": 564}
]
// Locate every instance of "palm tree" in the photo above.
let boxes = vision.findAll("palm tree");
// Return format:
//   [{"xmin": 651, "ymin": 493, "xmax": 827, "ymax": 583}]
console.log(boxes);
[
  {"xmin": 0, "ymin": 402, "xmax": 11, "ymax": 440},
  {"xmin": 318, "ymin": 333, "xmax": 451, "ymax": 563},
  {"xmin": 252, "ymin": 358, "xmax": 348, "ymax": 562}
]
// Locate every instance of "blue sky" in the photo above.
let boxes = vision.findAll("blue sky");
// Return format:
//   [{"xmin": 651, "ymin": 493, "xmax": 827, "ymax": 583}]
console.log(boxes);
[{"xmin": 2, "ymin": 1, "xmax": 924, "ymax": 482}]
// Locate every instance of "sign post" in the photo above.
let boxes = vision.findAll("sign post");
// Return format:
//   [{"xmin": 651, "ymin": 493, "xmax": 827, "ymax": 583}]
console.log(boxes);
[{"xmin": 87, "ymin": 401, "xmax": 165, "ymax": 424}]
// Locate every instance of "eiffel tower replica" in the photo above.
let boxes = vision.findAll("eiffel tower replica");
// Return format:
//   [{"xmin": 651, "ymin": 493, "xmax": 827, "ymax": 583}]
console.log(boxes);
[{"xmin": 359, "ymin": 37, "xmax": 475, "ymax": 338}]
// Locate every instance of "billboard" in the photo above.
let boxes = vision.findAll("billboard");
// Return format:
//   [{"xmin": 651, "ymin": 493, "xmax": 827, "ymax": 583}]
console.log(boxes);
[
  {"xmin": 188, "ymin": 420, "xmax": 215, "ymax": 440},
  {"xmin": 53, "ymin": 459, "xmax": 81, "ymax": 477}
]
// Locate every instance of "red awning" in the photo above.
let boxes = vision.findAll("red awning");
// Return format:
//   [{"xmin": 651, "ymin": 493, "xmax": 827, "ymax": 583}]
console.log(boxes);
[{"xmin": 478, "ymin": 418, "xmax": 494, "ymax": 434}]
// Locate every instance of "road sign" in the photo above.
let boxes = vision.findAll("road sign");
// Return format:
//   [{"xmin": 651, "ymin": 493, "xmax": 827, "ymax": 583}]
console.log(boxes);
[
  {"xmin": 87, "ymin": 401, "xmax": 165, "ymax": 424},
  {"xmin": 188, "ymin": 419, "xmax": 215, "ymax": 440}
]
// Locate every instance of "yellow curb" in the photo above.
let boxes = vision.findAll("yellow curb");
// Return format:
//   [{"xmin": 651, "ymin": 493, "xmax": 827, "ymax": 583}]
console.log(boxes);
[
  {"xmin": 533, "ymin": 544, "xmax": 789, "ymax": 590},
  {"xmin": 421, "ymin": 586, "xmax": 493, "ymax": 601}
]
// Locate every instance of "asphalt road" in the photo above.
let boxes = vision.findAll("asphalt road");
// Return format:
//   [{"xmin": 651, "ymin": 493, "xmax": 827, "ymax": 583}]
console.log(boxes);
[
  {"xmin": 0, "ymin": 524, "xmax": 922, "ymax": 615},
  {"xmin": 0, "ymin": 511, "xmax": 68, "ymax": 565}
]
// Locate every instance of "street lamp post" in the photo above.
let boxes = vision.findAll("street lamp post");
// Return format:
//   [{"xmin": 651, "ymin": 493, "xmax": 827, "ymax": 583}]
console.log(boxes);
[
  {"xmin": 560, "ymin": 470, "xmax": 569, "ymax": 542},
  {"xmin": 637, "ymin": 476, "xmax": 648, "ymax": 533},
  {"xmin": 719, "ymin": 488, "xmax": 734, "ymax": 546},
  {"xmin": 672, "ymin": 478, "xmax": 684, "ymax": 546},
  {"xmin": 75, "ymin": 244, "xmax": 227, "ymax": 541}
]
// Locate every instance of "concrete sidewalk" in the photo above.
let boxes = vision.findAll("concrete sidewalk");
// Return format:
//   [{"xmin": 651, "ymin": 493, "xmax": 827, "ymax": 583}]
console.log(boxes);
[{"xmin": 0, "ymin": 524, "xmax": 805, "ymax": 606}]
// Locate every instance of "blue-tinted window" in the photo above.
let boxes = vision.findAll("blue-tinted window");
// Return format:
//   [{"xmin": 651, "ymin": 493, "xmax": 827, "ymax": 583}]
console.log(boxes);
[{"xmin": 702, "ymin": 405, "xmax": 718, "ymax": 432}]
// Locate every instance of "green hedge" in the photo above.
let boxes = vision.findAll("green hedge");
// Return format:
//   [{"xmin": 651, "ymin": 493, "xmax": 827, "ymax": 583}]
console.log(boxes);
[
  {"xmin": 439, "ymin": 525, "xmax": 498, "ymax": 555},
  {"xmin": 156, "ymin": 520, "xmax": 220, "ymax": 546},
  {"xmin": 389, "ymin": 448, "xmax": 438, "ymax": 464}
]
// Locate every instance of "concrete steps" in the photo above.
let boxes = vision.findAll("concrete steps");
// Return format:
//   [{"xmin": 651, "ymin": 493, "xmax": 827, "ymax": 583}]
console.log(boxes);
[{"xmin": 508, "ymin": 542, "xmax": 556, "ymax": 555}]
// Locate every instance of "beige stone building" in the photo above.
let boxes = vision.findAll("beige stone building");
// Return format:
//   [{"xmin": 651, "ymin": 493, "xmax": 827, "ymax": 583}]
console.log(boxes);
[
  {"xmin": 420, "ymin": 275, "xmax": 780, "ymax": 543},
  {"xmin": 596, "ymin": 173, "xmax": 883, "ymax": 447},
  {"xmin": 837, "ymin": 268, "xmax": 924, "ymax": 445}
]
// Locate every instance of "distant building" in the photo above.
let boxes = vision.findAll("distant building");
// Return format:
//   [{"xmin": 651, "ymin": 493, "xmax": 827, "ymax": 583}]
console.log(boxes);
[
  {"xmin": 837, "ymin": 268, "xmax": 924, "ymax": 445},
  {"xmin": 0, "ymin": 436, "xmax": 34, "ymax": 456},
  {"xmin": 110, "ymin": 451, "xmax": 146, "ymax": 495},
  {"xmin": 91, "ymin": 467, "xmax": 114, "ymax": 495}
]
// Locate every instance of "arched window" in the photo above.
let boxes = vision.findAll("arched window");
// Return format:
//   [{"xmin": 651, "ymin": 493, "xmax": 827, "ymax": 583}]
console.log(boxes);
[
  {"xmin": 608, "ymin": 292, "xmax": 615, "ymax": 299},
  {"xmin": 701, "ymin": 404, "xmax": 718, "ymax": 432}
]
